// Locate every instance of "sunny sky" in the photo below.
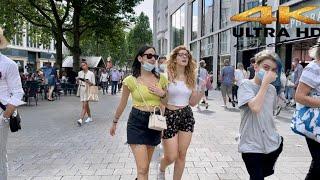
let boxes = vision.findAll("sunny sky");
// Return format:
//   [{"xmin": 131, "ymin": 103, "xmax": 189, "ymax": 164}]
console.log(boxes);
[{"xmin": 133, "ymin": 0, "xmax": 154, "ymax": 31}]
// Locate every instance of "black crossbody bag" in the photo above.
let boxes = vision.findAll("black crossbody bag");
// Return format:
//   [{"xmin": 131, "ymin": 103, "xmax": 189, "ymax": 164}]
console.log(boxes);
[{"xmin": 0, "ymin": 102, "xmax": 21, "ymax": 132}]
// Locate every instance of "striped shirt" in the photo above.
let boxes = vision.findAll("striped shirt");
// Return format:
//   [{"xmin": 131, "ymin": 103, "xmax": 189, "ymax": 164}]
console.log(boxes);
[{"xmin": 299, "ymin": 60, "xmax": 320, "ymax": 94}]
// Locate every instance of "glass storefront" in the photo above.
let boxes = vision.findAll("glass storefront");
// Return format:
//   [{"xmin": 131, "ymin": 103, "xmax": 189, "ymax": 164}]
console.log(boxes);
[
  {"xmin": 202, "ymin": 0, "xmax": 214, "ymax": 36},
  {"xmin": 220, "ymin": 0, "xmax": 231, "ymax": 28},
  {"xmin": 190, "ymin": 42, "xmax": 199, "ymax": 60},
  {"xmin": 219, "ymin": 30, "xmax": 231, "ymax": 55},
  {"xmin": 191, "ymin": 0, "xmax": 199, "ymax": 40},
  {"xmin": 171, "ymin": 4, "xmax": 185, "ymax": 49},
  {"xmin": 240, "ymin": 0, "xmax": 264, "ymax": 13},
  {"xmin": 200, "ymin": 36, "xmax": 213, "ymax": 58},
  {"xmin": 236, "ymin": 22, "xmax": 266, "ymax": 51}
]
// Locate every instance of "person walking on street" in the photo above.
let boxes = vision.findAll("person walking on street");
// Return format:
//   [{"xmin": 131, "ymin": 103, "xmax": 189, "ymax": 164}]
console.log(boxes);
[
  {"xmin": 157, "ymin": 56, "xmax": 167, "ymax": 74},
  {"xmin": 234, "ymin": 63, "xmax": 247, "ymax": 103},
  {"xmin": 237, "ymin": 50, "xmax": 283, "ymax": 180},
  {"xmin": 271, "ymin": 54, "xmax": 285, "ymax": 116},
  {"xmin": 198, "ymin": 60, "xmax": 209, "ymax": 109},
  {"xmin": 158, "ymin": 46, "xmax": 206, "ymax": 180},
  {"xmin": 220, "ymin": 59, "xmax": 235, "ymax": 108},
  {"xmin": 77, "ymin": 60, "xmax": 96, "ymax": 126},
  {"xmin": 43, "ymin": 63, "xmax": 57, "ymax": 101},
  {"xmin": 295, "ymin": 39, "xmax": 320, "ymax": 180},
  {"xmin": 100, "ymin": 69, "xmax": 109, "ymax": 95},
  {"xmin": 110, "ymin": 68, "xmax": 121, "ymax": 95},
  {"xmin": 285, "ymin": 68, "xmax": 295, "ymax": 106},
  {"xmin": 118, "ymin": 69, "xmax": 124, "ymax": 92},
  {"xmin": 0, "ymin": 27, "xmax": 25, "ymax": 180},
  {"xmin": 247, "ymin": 57, "xmax": 256, "ymax": 80},
  {"xmin": 292, "ymin": 57, "xmax": 303, "ymax": 107},
  {"xmin": 109, "ymin": 45, "xmax": 168, "ymax": 180},
  {"xmin": 293, "ymin": 58, "xmax": 303, "ymax": 88}
]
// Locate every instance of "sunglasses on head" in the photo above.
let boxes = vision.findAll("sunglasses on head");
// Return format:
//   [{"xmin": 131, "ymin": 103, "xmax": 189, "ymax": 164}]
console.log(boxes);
[{"xmin": 142, "ymin": 53, "xmax": 159, "ymax": 60}]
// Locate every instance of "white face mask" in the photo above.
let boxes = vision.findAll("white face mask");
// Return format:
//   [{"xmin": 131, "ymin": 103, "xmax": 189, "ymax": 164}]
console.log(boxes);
[
  {"xmin": 142, "ymin": 62, "xmax": 155, "ymax": 72},
  {"xmin": 159, "ymin": 64, "xmax": 166, "ymax": 72}
]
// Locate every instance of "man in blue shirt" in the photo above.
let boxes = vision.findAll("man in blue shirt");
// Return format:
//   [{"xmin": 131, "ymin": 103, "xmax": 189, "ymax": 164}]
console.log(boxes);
[{"xmin": 220, "ymin": 59, "xmax": 235, "ymax": 108}]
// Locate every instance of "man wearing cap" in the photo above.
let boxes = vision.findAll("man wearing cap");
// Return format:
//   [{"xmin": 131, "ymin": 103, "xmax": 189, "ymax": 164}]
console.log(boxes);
[{"xmin": 0, "ymin": 27, "xmax": 24, "ymax": 179}]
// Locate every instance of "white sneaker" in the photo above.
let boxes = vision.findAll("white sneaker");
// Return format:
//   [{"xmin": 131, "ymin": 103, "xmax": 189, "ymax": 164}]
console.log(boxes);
[
  {"xmin": 77, "ymin": 119, "xmax": 83, "ymax": 126},
  {"xmin": 85, "ymin": 117, "xmax": 93, "ymax": 123},
  {"xmin": 157, "ymin": 165, "xmax": 165, "ymax": 180}
]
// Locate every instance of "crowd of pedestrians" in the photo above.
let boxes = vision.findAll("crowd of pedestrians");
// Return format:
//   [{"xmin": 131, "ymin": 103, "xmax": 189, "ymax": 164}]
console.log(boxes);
[{"xmin": 1, "ymin": 23, "xmax": 320, "ymax": 180}]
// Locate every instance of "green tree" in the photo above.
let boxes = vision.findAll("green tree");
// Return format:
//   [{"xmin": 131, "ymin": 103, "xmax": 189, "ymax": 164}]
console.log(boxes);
[
  {"xmin": 1, "ymin": 0, "xmax": 142, "ymax": 70},
  {"xmin": 80, "ymin": 22, "xmax": 129, "ymax": 67},
  {"xmin": 1, "ymin": 0, "xmax": 72, "ymax": 69},
  {"xmin": 127, "ymin": 12, "xmax": 153, "ymax": 59},
  {"xmin": 63, "ymin": 0, "xmax": 141, "ymax": 70}
]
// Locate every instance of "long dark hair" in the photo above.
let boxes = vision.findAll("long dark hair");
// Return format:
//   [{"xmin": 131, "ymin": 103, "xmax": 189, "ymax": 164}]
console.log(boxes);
[{"xmin": 132, "ymin": 45, "xmax": 159, "ymax": 78}]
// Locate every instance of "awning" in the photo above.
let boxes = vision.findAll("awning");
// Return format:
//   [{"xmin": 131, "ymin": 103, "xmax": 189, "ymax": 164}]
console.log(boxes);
[{"xmin": 62, "ymin": 56, "xmax": 106, "ymax": 68}]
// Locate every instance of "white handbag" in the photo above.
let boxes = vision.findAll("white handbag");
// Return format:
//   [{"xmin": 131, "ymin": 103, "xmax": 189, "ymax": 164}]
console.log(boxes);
[
  {"xmin": 135, "ymin": 79, "xmax": 167, "ymax": 131},
  {"xmin": 148, "ymin": 106, "xmax": 167, "ymax": 131},
  {"xmin": 87, "ymin": 86, "xmax": 99, "ymax": 102}
]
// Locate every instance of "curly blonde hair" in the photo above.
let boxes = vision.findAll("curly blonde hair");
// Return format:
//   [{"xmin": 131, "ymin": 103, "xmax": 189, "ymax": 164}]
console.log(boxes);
[{"xmin": 167, "ymin": 45, "xmax": 197, "ymax": 89}]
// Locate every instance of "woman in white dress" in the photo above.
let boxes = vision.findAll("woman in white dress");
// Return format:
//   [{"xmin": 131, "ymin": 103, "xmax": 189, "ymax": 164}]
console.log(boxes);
[{"xmin": 77, "ymin": 60, "xmax": 95, "ymax": 126}]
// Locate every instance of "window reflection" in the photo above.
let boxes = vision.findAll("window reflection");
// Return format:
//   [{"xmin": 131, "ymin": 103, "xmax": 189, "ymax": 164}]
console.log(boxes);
[
  {"xmin": 171, "ymin": 4, "xmax": 185, "ymax": 49},
  {"xmin": 191, "ymin": 0, "xmax": 198, "ymax": 40},
  {"xmin": 202, "ymin": 0, "xmax": 214, "ymax": 36}
]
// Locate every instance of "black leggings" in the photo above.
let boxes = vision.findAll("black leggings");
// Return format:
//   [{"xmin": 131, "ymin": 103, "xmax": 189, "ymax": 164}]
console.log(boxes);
[
  {"xmin": 232, "ymin": 85, "xmax": 238, "ymax": 101},
  {"xmin": 305, "ymin": 137, "xmax": 320, "ymax": 180},
  {"xmin": 242, "ymin": 137, "xmax": 283, "ymax": 180}
]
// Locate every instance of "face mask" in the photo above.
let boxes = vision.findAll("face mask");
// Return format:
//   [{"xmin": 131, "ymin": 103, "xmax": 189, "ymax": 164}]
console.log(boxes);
[
  {"xmin": 142, "ymin": 62, "xmax": 155, "ymax": 72},
  {"xmin": 257, "ymin": 69, "xmax": 266, "ymax": 80},
  {"xmin": 159, "ymin": 64, "xmax": 166, "ymax": 72}
]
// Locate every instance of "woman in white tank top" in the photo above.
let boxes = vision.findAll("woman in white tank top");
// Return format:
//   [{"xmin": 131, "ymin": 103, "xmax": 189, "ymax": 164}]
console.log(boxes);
[{"xmin": 157, "ymin": 46, "xmax": 207, "ymax": 180}]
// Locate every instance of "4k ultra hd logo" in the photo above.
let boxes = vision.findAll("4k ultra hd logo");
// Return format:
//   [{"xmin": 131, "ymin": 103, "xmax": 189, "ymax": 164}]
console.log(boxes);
[{"xmin": 230, "ymin": 6, "xmax": 320, "ymax": 38}]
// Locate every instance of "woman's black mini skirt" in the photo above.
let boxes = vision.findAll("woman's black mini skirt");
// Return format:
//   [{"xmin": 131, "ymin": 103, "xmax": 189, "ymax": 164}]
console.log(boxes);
[{"xmin": 127, "ymin": 107, "xmax": 161, "ymax": 146}]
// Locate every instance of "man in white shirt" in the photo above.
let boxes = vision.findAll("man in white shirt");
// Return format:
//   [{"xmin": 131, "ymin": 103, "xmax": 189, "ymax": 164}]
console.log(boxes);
[
  {"xmin": 0, "ymin": 27, "xmax": 24, "ymax": 180},
  {"xmin": 234, "ymin": 63, "xmax": 248, "ymax": 103}
]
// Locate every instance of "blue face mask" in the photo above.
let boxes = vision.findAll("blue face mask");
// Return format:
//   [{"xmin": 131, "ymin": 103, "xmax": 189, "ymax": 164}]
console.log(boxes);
[
  {"xmin": 257, "ymin": 69, "xmax": 266, "ymax": 80},
  {"xmin": 257, "ymin": 69, "xmax": 278, "ymax": 82},
  {"xmin": 142, "ymin": 62, "xmax": 155, "ymax": 72}
]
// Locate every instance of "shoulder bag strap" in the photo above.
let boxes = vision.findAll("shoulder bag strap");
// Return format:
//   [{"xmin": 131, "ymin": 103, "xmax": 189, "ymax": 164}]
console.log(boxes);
[
  {"xmin": 134, "ymin": 78, "xmax": 152, "ymax": 112},
  {"xmin": 0, "ymin": 102, "xmax": 6, "ymax": 111}
]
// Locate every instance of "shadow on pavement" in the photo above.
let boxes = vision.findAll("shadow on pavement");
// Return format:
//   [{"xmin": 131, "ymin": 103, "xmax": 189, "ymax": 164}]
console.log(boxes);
[
  {"xmin": 225, "ymin": 108, "xmax": 240, "ymax": 112},
  {"xmin": 195, "ymin": 109, "xmax": 215, "ymax": 115}
]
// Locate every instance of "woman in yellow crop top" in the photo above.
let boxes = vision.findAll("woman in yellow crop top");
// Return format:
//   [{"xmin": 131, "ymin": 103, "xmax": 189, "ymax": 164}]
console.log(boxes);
[{"xmin": 109, "ymin": 45, "xmax": 168, "ymax": 180}]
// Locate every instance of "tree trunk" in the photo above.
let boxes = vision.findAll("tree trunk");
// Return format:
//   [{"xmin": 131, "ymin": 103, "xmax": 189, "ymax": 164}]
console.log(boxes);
[
  {"xmin": 72, "ymin": 3, "xmax": 81, "ymax": 72},
  {"xmin": 55, "ymin": 34, "xmax": 63, "ymax": 69}
]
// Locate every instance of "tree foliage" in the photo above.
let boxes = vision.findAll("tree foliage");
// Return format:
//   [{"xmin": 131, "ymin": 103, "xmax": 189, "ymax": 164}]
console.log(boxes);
[
  {"xmin": 1, "ymin": 0, "xmax": 142, "ymax": 70},
  {"xmin": 127, "ymin": 12, "xmax": 153, "ymax": 59},
  {"xmin": 80, "ymin": 22, "xmax": 129, "ymax": 68}
]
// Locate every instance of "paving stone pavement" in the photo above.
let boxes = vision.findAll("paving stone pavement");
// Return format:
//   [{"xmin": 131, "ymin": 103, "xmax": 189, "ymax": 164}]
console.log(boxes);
[{"xmin": 7, "ymin": 90, "xmax": 311, "ymax": 180}]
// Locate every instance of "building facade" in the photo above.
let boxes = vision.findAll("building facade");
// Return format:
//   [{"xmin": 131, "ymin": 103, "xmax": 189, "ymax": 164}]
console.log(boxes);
[
  {"xmin": 153, "ymin": 0, "xmax": 319, "ymax": 87},
  {"xmin": 0, "ymin": 25, "xmax": 60, "ymax": 73}
]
